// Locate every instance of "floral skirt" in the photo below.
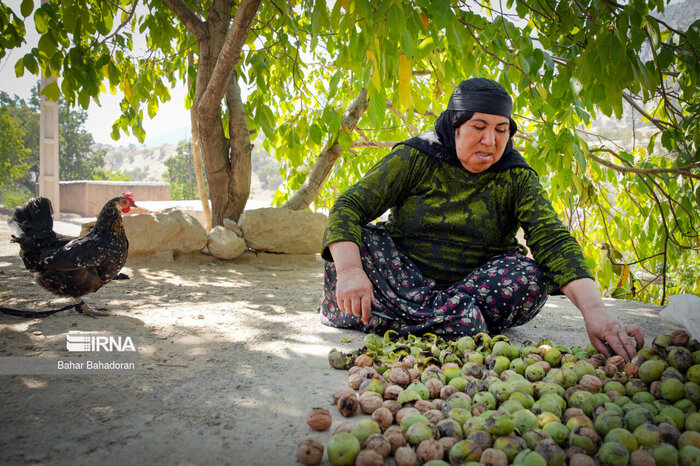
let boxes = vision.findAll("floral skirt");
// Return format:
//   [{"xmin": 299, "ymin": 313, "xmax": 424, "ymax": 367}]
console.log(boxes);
[{"xmin": 320, "ymin": 224, "xmax": 547, "ymax": 338}]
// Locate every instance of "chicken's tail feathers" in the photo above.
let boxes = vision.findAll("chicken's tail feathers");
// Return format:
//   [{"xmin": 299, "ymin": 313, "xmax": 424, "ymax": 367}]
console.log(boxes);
[{"xmin": 12, "ymin": 197, "xmax": 56, "ymax": 242}]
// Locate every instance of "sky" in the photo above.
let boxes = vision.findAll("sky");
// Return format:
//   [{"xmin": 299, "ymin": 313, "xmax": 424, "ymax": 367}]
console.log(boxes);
[{"xmin": 0, "ymin": 0, "xmax": 191, "ymax": 147}]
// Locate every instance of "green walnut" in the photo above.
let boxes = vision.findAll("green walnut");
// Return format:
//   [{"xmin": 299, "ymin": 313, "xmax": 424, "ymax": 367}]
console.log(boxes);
[
  {"xmin": 327, "ymin": 433, "xmax": 361, "ymax": 466},
  {"xmin": 660, "ymin": 378, "xmax": 686, "ymax": 403},
  {"xmin": 448, "ymin": 440, "xmax": 482, "ymax": 464},
  {"xmin": 596, "ymin": 441, "xmax": 629, "ymax": 466},
  {"xmin": 604, "ymin": 428, "xmax": 638, "ymax": 454},
  {"xmin": 492, "ymin": 435, "xmax": 527, "ymax": 463},
  {"xmin": 351, "ymin": 419, "xmax": 381, "ymax": 446},
  {"xmin": 679, "ymin": 445, "xmax": 700, "ymax": 466},
  {"xmin": 650, "ymin": 443, "xmax": 679, "ymax": 466},
  {"xmin": 633, "ymin": 423, "xmax": 662, "ymax": 449}
]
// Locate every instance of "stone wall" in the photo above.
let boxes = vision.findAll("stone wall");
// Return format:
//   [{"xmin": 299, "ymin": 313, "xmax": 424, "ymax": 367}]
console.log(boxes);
[{"xmin": 58, "ymin": 181, "xmax": 170, "ymax": 217}]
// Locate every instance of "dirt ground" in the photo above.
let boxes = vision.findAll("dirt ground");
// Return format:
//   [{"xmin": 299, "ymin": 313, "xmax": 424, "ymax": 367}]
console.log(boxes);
[{"xmin": 0, "ymin": 214, "xmax": 669, "ymax": 465}]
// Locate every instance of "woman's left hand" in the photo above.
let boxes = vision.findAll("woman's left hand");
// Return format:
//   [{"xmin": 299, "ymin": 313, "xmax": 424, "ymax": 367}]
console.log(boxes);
[{"xmin": 583, "ymin": 308, "xmax": 644, "ymax": 361}]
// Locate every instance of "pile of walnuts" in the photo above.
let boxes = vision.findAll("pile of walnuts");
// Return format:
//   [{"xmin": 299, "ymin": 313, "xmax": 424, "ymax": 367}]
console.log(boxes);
[{"xmin": 297, "ymin": 330, "xmax": 700, "ymax": 465}]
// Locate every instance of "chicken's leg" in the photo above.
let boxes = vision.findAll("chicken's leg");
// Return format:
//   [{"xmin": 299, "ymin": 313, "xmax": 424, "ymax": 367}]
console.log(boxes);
[{"xmin": 75, "ymin": 299, "xmax": 109, "ymax": 317}]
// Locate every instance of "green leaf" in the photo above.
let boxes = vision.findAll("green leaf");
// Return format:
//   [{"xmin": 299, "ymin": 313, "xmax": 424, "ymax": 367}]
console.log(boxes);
[
  {"xmin": 14, "ymin": 57, "xmax": 25, "ymax": 77},
  {"xmin": 610, "ymin": 31, "xmax": 623, "ymax": 65},
  {"xmin": 309, "ymin": 123, "xmax": 323, "ymax": 145},
  {"xmin": 328, "ymin": 71, "xmax": 341, "ymax": 101},
  {"xmin": 463, "ymin": 51, "xmax": 475, "ymax": 78},
  {"xmin": 22, "ymin": 53, "xmax": 37, "ymax": 74},
  {"xmin": 41, "ymin": 80, "xmax": 60, "ymax": 101},
  {"xmin": 287, "ymin": 146, "xmax": 302, "ymax": 168},
  {"xmin": 257, "ymin": 103, "xmax": 276, "ymax": 137},
  {"xmin": 78, "ymin": 91, "xmax": 90, "ymax": 109},
  {"xmin": 427, "ymin": 0, "xmax": 452, "ymax": 29},
  {"xmin": 134, "ymin": 126, "xmax": 146, "ymax": 143},
  {"xmin": 34, "ymin": 7, "xmax": 50, "ymax": 34},
  {"xmin": 572, "ymin": 143, "xmax": 586, "ymax": 170},
  {"xmin": 337, "ymin": 129, "xmax": 352, "ymax": 151},
  {"xmin": 518, "ymin": 52, "xmax": 530, "ymax": 74},
  {"xmin": 311, "ymin": 2, "xmax": 322, "ymax": 38},
  {"xmin": 148, "ymin": 99, "xmax": 158, "ymax": 119},
  {"xmin": 447, "ymin": 21, "xmax": 462, "ymax": 49},
  {"xmin": 656, "ymin": 47, "xmax": 674, "ymax": 70},
  {"xmin": 558, "ymin": 163, "xmax": 573, "ymax": 189},
  {"xmin": 416, "ymin": 36, "xmax": 435, "ymax": 60},
  {"xmin": 361, "ymin": 62, "xmax": 372, "ymax": 89},
  {"xmin": 222, "ymin": 108, "xmax": 230, "ymax": 138},
  {"xmin": 401, "ymin": 28, "xmax": 415, "ymax": 58},
  {"xmin": 646, "ymin": 16, "xmax": 661, "ymax": 49},
  {"xmin": 20, "ymin": 0, "xmax": 33, "ymax": 17},
  {"xmin": 661, "ymin": 131, "xmax": 675, "ymax": 151},
  {"xmin": 38, "ymin": 33, "xmax": 57, "ymax": 59},
  {"xmin": 330, "ymin": 0, "xmax": 342, "ymax": 27},
  {"xmin": 63, "ymin": 5, "xmax": 78, "ymax": 34},
  {"xmin": 101, "ymin": 2, "xmax": 114, "ymax": 33},
  {"xmin": 323, "ymin": 108, "xmax": 341, "ymax": 134},
  {"xmin": 687, "ymin": 19, "xmax": 700, "ymax": 49}
]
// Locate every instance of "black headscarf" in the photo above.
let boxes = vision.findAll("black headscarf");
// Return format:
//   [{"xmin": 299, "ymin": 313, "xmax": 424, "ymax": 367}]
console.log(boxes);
[{"xmin": 397, "ymin": 78, "xmax": 532, "ymax": 173}]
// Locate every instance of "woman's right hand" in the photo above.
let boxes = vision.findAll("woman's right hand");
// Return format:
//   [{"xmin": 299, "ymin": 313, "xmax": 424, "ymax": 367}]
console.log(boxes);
[
  {"xmin": 335, "ymin": 266, "xmax": 376, "ymax": 325},
  {"xmin": 329, "ymin": 241, "xmax": 377, "ymax": 324}
]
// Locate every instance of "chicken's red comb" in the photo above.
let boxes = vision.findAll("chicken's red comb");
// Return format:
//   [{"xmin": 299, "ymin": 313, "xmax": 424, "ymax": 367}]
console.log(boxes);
[{"xmin": 123, "ymin": 192, "xmax": 135, "ymax": 203}]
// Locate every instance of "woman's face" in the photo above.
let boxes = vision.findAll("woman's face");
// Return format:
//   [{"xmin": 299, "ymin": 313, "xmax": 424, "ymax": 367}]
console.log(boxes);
[{"xmin": 455, "ymin": 112, "xmax": 510, "ymax": 173}]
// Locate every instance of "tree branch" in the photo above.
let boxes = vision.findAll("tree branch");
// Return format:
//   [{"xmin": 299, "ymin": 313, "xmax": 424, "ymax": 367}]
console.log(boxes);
[
  {"xmin": 386, "ymin": 100, "xmax": 419, "ymax": 136},
  {"xmin": 188, "ymin": 51, "xmax": 212, "ymax": 231},
  {"xmin": 162, "ymin": 0, "xmax": 207, "ymax": 40},
  {"xmin": 588, "ymin": 148, "xmax": 700, "ymax": 179},
  {"xmin": 197, "ymin": 0, "xmax": 261, "ymax": 117},
  {"xmin": 622, "ymin": 92, "xmax": 669, "ymax": 132},
  {"xmin": 350, "ymin": 141, "xmax": 396, "ymax": 148},
  {"xmin": 96, "ymin": 0, "xmax": 139, "ymax": 48},
  {"xmin": 282, "ymin": 89, "xmax": 369, "ymax": 211},
  {"xmin": 459, "ymin": 19, "xmax": 531, "ymax": 82}
]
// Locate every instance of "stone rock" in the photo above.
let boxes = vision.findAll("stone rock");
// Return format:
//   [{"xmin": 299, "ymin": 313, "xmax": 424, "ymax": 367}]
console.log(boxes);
[
  {"xmin": 80, "ymin": 210, "xmax": 207, "ymax": 255},
  {"xmin": 207, "ymin": 226, "xmax": 247, "ymax": 260},
  {"xmin": 222, "ymin": 218, "xmax": 243, "ymax": 237},
  {"xmin": 147, "ymin": 250, "xmax": 175, "ymax": 263},
  {"xmin": 239, "ymin": 208, "xmax": 328, "ymax": 254}
]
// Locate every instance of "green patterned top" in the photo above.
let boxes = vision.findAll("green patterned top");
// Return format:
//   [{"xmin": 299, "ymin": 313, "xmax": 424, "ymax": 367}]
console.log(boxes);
[{"xmin": 322, "ymin": 145, "xmax": 592, "ymax": 293}]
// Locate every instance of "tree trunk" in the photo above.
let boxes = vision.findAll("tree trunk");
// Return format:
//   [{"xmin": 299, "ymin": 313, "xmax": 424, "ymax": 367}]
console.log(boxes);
[
  {"xmin": 197, "ymin": 0, "xmax": 260, "ymax": 224},
  {"xmin": 188, "ymin": 51, "xmax": 212, "ymax": 231},
  {"xmin": 226, "ymin": 72, "xmax": 253, "ymax": 221},
  {"xmin": 187, "ymin": 141, "xmax": 195, "ymax": 199},
  {"xmin": 195, "ymin": 35, "xmax": 232, "ymax": 226},
  {"xmin": 166, "ymin": 0, "xmax": 261, "ymax": 225},
  {"xmin": 283, "ymin": 88, "xmax": 369, "ymax": 211}
]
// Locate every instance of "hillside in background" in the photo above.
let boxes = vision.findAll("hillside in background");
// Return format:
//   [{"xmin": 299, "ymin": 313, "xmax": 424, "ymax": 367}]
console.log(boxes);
[
  {"xmin": 661, "ymin": 0, "xmax": 699, "ymax": 30},
  {"xmin": 97, "ymin": 142, "xmax": 176, "ymax": 182}
]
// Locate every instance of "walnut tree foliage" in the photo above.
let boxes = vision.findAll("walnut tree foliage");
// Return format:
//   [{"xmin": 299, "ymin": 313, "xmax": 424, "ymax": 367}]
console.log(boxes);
[
  {"xmin": 0, "ymin": 110, "xmax": 29, "ymax": 187},
  {"xmin": 1, "ymin": 0, "xmax": 698, "ymax": 303}
]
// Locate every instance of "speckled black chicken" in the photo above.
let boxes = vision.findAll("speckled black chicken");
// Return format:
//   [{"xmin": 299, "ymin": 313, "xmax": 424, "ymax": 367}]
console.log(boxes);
[{"xmin": 10, "ymin": 194, "xmax": 136, "ymax": 316}]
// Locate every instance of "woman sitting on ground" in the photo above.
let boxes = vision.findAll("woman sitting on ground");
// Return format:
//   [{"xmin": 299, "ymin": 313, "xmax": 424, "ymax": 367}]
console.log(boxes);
[{"xmin": 320, "ymin": 77, "xmax": 643, "ymax": 361}]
